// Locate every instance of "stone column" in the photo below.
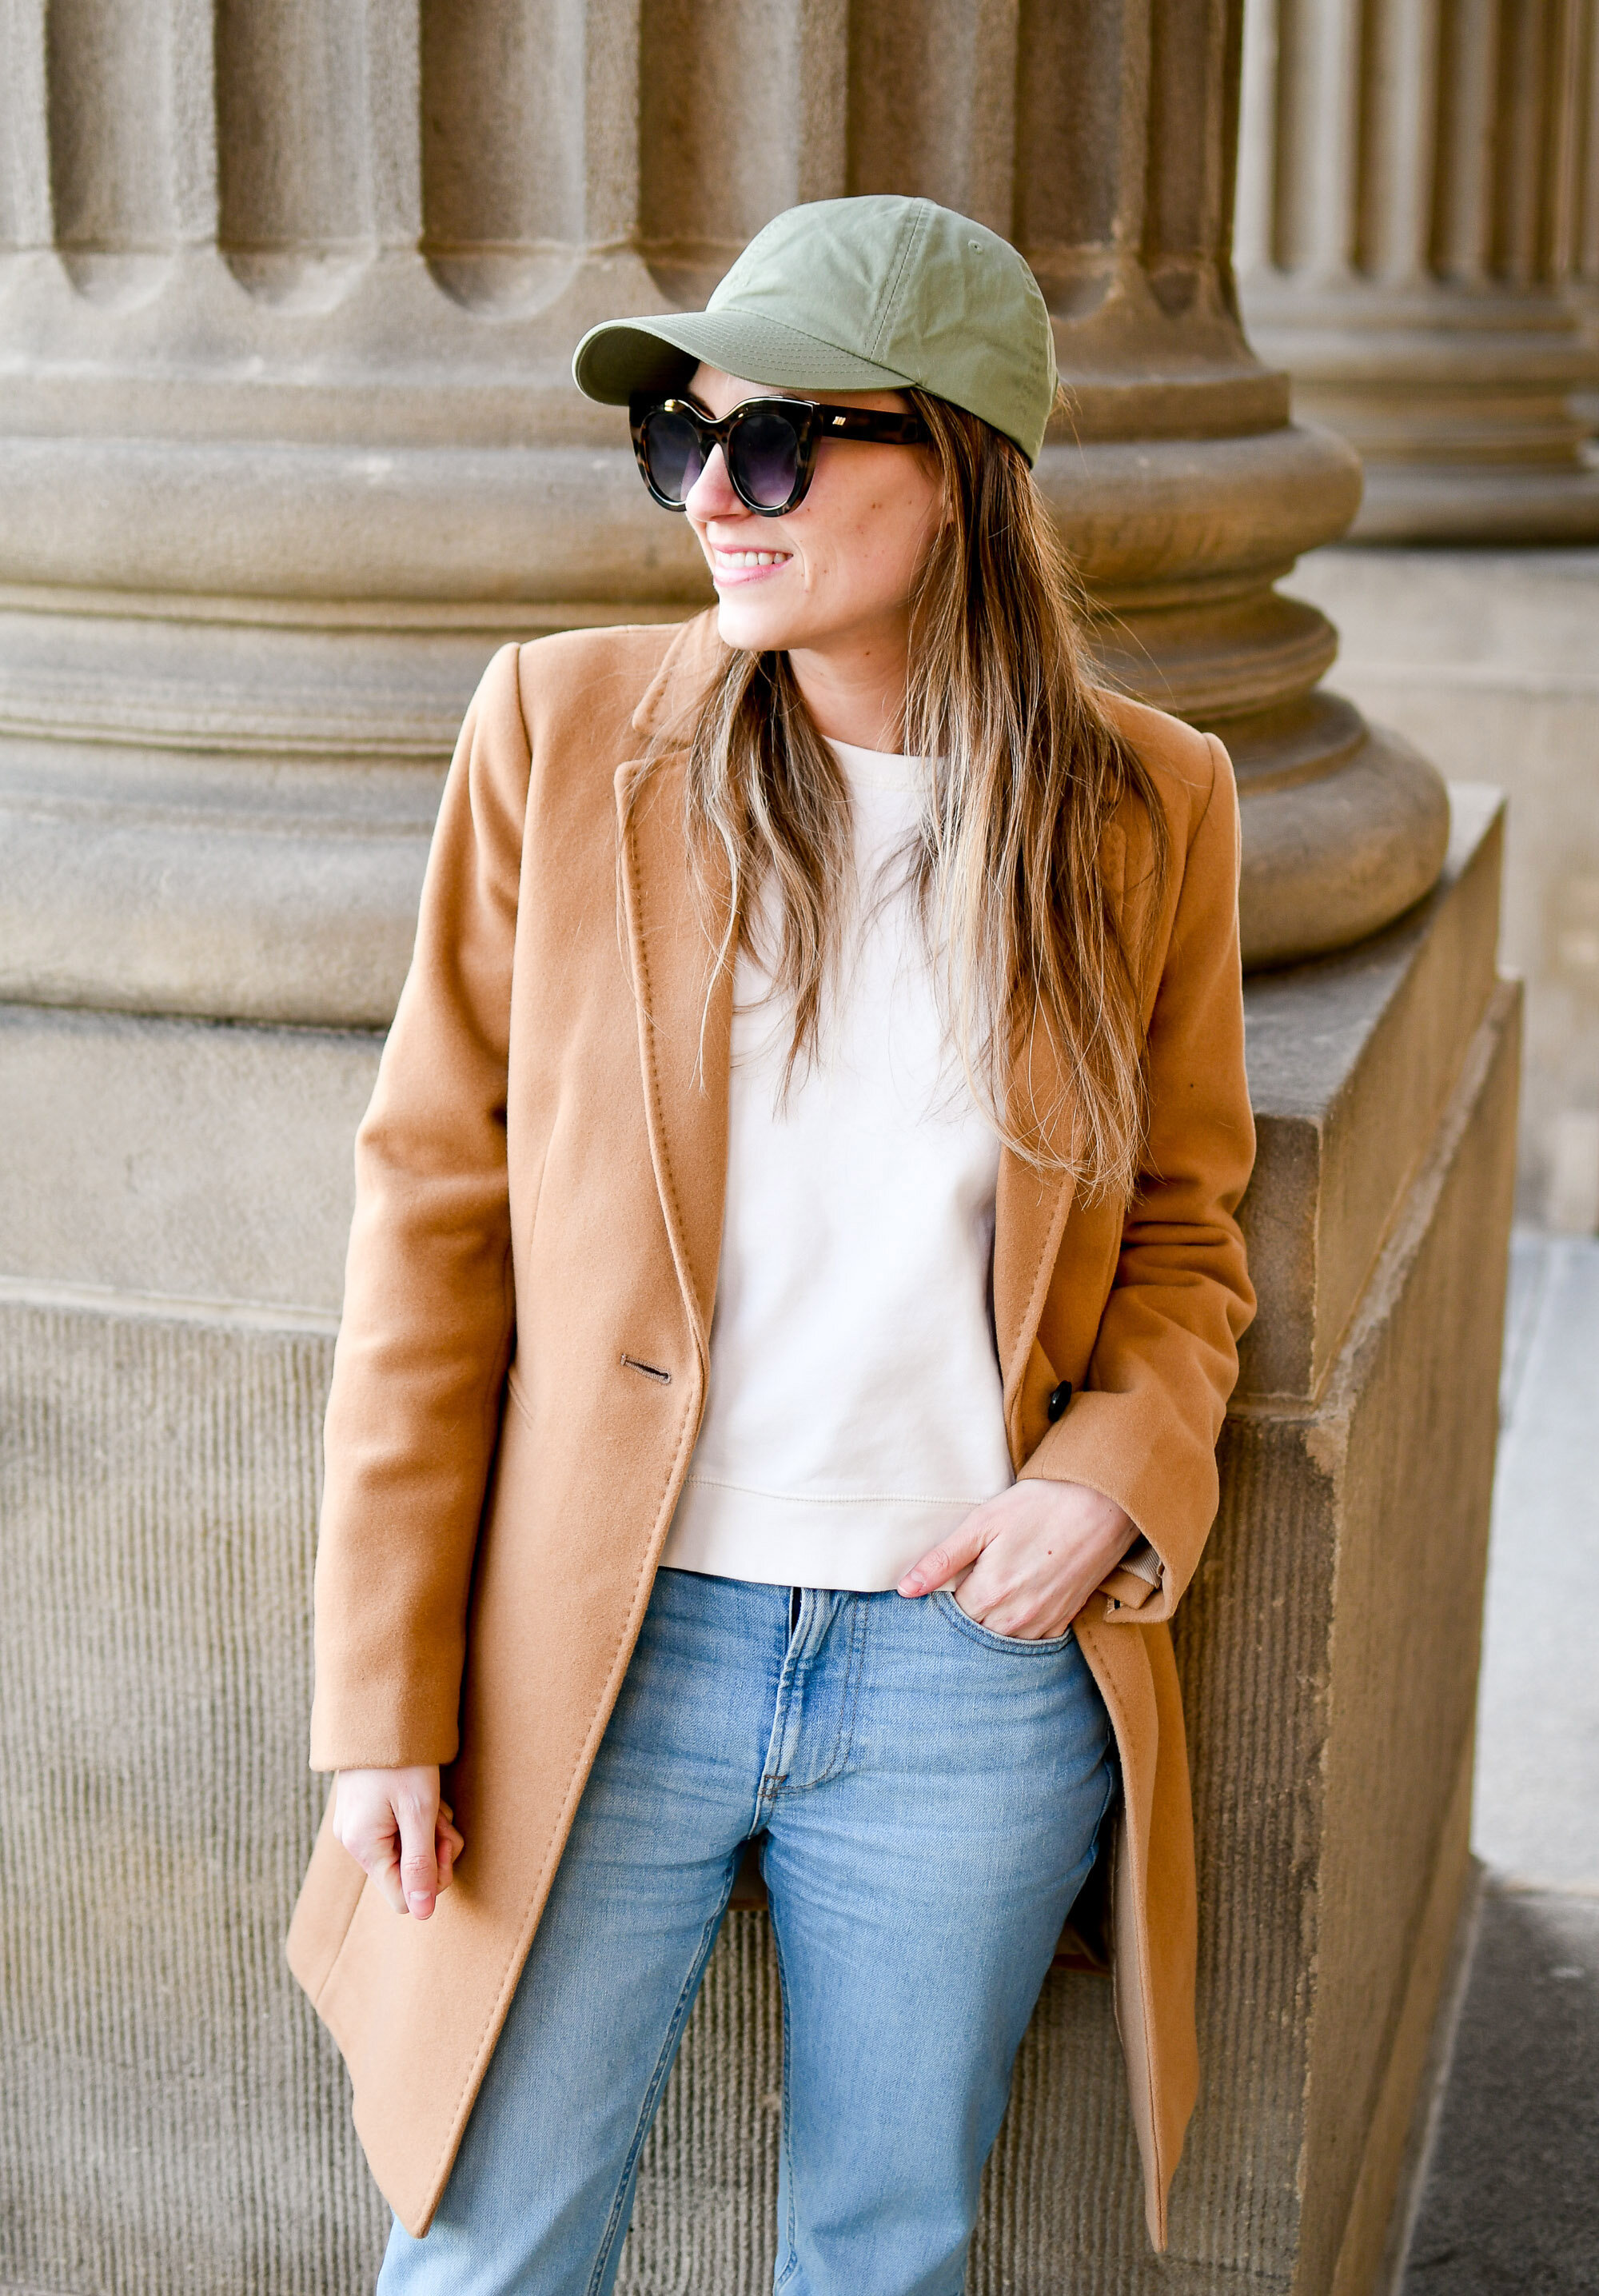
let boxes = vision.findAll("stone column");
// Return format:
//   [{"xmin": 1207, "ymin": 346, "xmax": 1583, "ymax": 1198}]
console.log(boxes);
[
  {"xmin": 996, "ymin": 0, "xmax": 1449, "ymax": 964},
  {"xmin": 0, "ymin": 7, "xmax": 1512, "ymax": 2296},
  {"xmin": 1236, "ymin": 0, "xmax": 1599, "ymax": 540}
]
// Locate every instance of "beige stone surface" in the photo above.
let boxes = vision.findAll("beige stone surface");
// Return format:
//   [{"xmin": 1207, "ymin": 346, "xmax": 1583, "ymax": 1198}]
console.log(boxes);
[
  {"xmin": 1285, "ymin": 545, "xmax": 1599, "ymax": 1228},
  {"xmin": 0, "ymin": 1004, "xmax": 377, "ymax": 1312},
  {"xmin": 1238, "ymin": 787, "xmax": 1503, "ymax": 1397},
  {"xmin": 0, "ymin": 1303, "xmax": 386, "ymax": 2296}
]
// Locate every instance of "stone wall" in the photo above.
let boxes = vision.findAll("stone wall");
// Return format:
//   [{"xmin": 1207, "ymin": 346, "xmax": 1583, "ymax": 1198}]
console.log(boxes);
[{"xmin": 0, "ymin": 1304, "xmax": 385, "ymax": 2296}]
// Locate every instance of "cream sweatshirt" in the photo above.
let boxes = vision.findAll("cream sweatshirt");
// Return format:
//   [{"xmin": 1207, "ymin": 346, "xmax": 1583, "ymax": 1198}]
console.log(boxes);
[{"xmin": 660, "ymin": 737, "xmax": 1015, "ymax": 1591}]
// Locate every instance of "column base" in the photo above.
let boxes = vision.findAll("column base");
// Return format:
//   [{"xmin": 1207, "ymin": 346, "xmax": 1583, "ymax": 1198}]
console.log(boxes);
[
  {"xmin": 1230, "ymin": 706, "xmax": 1452, "ymax": 969},
  {"xmin": 1241, "ymin": 298, "xmax": 1599, "ymax": 545}
]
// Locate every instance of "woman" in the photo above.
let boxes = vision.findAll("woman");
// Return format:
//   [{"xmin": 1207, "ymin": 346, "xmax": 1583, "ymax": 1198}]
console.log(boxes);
[{"xmin": 289, "ymin": 194, "xmax": 1255, "ymax": 2295}]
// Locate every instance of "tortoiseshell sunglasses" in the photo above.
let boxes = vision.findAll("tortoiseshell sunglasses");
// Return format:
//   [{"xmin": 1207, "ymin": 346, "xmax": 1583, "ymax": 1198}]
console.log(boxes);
[{"xmin": 629, "ymin": 393, "xmax": 931, "ymax": 517}]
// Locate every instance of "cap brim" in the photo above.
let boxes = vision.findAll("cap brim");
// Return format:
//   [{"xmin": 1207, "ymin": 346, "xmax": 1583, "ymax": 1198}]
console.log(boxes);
[{"xmin": 572, "ymin": 309, "xmax": 915, "ymax": 405}]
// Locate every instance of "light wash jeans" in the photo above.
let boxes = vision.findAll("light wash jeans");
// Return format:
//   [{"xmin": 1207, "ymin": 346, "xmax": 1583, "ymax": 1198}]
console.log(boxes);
[{"xmin": 377, "ymin": 1566, "xmax": 1116, "ymax": 2296}]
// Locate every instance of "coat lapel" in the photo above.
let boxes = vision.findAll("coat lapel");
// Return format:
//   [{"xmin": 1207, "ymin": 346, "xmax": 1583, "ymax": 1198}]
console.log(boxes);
[
  {"xmin": 994, "ymin": 806, "xmax": 1137, "ymax": 1450},
  {"xmin": 616, "ymin": 614, "xmax": 733, "ymax": 1358},
  {"xmin": 993, "ymin": 1080, "xmax": 1075, "ymax": 1463}
]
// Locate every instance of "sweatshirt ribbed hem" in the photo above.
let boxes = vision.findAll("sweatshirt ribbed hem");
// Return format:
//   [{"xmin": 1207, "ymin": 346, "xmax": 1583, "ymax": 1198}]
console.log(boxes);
[{"xmin": 659, "ymin": 1475, "xmax": 984, "ymax": 1592}]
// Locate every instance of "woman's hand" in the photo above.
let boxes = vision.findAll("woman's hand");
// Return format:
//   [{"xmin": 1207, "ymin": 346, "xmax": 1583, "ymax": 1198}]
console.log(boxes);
[
  {"xmin": 333, "ymin": 1766, "xmax": 465, "ymax": 1919},
  {"xmin": 898, "ymin": 1479, "xmax": 1137, "ymax": 1641}
]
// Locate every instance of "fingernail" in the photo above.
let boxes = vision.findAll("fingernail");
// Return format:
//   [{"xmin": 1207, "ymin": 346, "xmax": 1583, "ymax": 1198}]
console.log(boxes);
[{"xmin": 899, "ymin": 1575, "xmax": 923, "ymax": 1595}]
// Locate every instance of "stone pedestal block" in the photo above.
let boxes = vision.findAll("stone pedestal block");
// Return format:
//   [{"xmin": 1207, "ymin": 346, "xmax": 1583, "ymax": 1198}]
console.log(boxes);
[
  {"xmin": 0, "ymin": 1007, "xmax": 378, "ymax": 1312},
  {"xmin": 0, "ymin": 797, "xmax": 1515, "ymax": 2296},
  {"xmin": 0, "ymin": 1303, "xmax": 386, "ymax": 2296}
]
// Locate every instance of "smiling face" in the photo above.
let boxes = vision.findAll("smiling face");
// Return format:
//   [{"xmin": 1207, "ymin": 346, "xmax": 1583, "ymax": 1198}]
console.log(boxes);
[{"xmin": 681, "ymin": 365, "xmax": 944, "ymax": 705}]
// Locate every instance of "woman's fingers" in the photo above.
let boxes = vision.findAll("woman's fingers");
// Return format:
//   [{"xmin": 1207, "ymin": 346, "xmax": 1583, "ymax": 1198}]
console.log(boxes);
[
  {"xmin": 348, "ymin": 1807, "xmax": 409, "ymax": 1915},
  {"xmin": 395, "ymin": 1783, "xmax": 443, "ymax": 1919},
  {"xmin": 434, "ymin": 1805, "xmax": 465, "ymax": 1891},
  {"xmin": 898, "ymin": 1510, "xmax": 991, "ymax": 1597},
  {"xmin": 333, "ymin": 1767, "xmax": 458, "ymax": 1918},
  {"xmin": 953, "ymin": 1479, "xmax": 1136, "ymax": 1638}
]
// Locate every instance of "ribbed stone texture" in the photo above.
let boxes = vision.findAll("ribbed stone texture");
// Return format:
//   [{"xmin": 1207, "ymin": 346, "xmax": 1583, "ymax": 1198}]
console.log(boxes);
[
  {"xmin": 0, "ymin": 1305, "xmax": 387, "ymax": 2296},
  {"xmin": 1571, "ymin": 8, "xmax": 1599, "ymax": 432}
]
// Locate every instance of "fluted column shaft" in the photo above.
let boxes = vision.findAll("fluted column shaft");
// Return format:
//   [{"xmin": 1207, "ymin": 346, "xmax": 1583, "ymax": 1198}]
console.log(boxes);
[
  {"xmin": 0, "ymin": 0, "xmax": 1448, "ymax": 1028},
  {"xmin": 1237, "ymin": 0, "xmax": 1599, "ymax": 538}
]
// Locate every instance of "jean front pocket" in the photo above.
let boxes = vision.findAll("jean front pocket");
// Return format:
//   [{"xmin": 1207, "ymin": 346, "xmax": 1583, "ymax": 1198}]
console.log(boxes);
[{"xmin": 931, "ymin": 1588, "xmax": 1076, "ymax": 1655}]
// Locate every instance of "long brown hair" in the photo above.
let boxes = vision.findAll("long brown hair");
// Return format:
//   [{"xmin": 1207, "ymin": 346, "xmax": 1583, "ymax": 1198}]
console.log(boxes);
[{"xmin": 626, "ymin": 389, "xmax": 1170, "ymax": 1202}]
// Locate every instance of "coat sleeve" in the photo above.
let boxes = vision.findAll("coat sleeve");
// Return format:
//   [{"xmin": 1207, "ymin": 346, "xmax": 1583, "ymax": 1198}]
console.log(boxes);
[
  {"xmin": 309, "ymin": 644, "xmax": 530, "ymax": 1771},
  {"xmin": 1017, "ymin": 734, "xmax": 1256, "ymax": 1622}
]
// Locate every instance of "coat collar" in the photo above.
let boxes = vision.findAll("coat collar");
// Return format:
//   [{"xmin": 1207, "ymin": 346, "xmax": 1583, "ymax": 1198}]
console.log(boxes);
[
  {"xmin": 617, "ymin": 610, "xmax": 1076, "ymax": 1434},
  {"xmin": 630, "ymin": 609, "xmax": 729, "ymax": 743},
  {"xmin": 616, "ymin": 613, "xmax": 732, "ymax": 1366}
]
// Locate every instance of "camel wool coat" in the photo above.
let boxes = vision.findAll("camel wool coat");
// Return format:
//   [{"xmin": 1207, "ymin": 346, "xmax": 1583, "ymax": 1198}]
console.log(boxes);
[{"xmin": 287, "ymin": 610, "xmax": 1256, "ymax": 2253}]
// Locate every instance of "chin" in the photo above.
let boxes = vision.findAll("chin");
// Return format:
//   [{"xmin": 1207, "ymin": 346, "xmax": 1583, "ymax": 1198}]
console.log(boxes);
[{"xmin": 713, "ymin": 593, "xmax": 803, "ymax": 653}]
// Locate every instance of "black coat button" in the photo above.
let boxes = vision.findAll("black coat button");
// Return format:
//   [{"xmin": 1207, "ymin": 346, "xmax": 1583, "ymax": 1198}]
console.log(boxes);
[{"xmin": 1047, "ymin": 1380, "xmax": 1073, "ymax": 1423}]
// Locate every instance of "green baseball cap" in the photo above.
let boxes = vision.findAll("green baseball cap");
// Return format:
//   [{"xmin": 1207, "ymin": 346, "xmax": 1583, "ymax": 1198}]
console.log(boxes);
[{"xmin": 572, "ymin": 194, "xmax": 1058, "ymax": 467}]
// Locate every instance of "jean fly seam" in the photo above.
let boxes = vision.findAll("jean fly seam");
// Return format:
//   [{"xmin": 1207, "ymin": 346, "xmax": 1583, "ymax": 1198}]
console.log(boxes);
[
  {"xmin": 583, "ymin": 1878, "xmax": 736, "ymax": 2296},
  {"xmin": 756, "ymin": 1587, "xmax": 818, "ymax": 1816},
  {"xmin": 789, "ymin": 1591, "xmax": 869, "ymax": 1793}
]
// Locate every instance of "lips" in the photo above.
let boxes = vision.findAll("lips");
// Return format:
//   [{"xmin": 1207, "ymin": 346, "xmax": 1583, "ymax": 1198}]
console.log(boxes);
[{"xmin": 710, "ymin": 545, "xmax": 794, "ymax": 586}]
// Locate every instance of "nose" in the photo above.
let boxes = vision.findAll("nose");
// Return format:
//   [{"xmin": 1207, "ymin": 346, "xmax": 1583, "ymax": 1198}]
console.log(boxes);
[{"xmin": 684, "ymin": 441, "xmax": 740, "ymax": 521}]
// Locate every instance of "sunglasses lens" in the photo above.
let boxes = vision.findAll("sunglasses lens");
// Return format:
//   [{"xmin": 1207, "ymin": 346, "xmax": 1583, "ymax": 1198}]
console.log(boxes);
[
  {"xmin": 729, "ymin": 407, "xmax": 802, "ymax": 509},
  {"xmin": 641, "ymin": 407, "xmax": 705, "ymax": 504}
]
